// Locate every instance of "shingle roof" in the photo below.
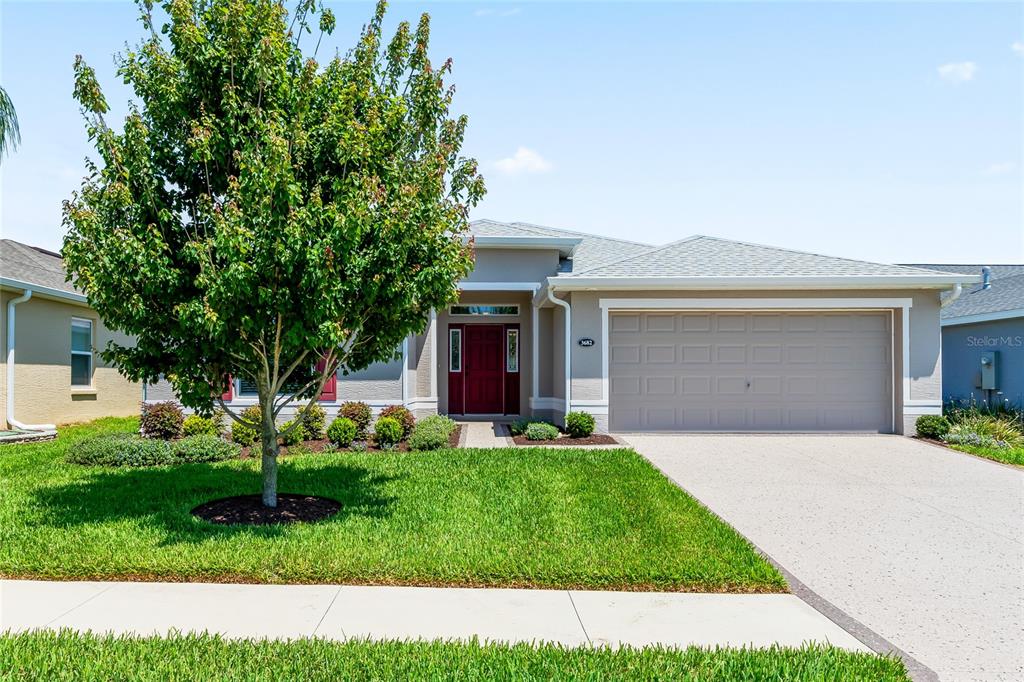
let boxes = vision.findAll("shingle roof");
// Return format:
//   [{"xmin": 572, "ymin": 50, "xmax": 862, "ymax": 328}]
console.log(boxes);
[
  {"xmin": 903, "ymin": 264, "xmax": 1024, "ymax": 320},
  {"xmin": 469, "ymin": 219, "xmax": 654, "ymax": 271},
  {"xmin": 0, "ymin": 239, "xmax": 79, "ymax": 295},
  {"xmin": 564, "ymin": 235, "xmax": 962, "ymax": 279}
]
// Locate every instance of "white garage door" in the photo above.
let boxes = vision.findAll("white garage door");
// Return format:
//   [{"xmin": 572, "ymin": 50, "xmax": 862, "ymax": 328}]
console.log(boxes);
[{"xmin": 608, "ymin": 311, "xmax": 892, "ymax": 432}]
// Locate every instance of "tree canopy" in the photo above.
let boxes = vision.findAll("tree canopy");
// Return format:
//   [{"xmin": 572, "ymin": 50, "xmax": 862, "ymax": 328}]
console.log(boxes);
[{"xmin": 62, "ymin": 0, "xmax": 484, "ymax": 505}]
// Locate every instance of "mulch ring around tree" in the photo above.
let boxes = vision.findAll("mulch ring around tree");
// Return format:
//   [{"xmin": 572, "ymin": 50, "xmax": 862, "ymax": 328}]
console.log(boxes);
[
  {"xmin": 191, "ymin": 494, "xmax": 341, "ymax": 526},
  {"xmin": 512, "ymin": 433, "xmax": 620, "ymax": 446}
]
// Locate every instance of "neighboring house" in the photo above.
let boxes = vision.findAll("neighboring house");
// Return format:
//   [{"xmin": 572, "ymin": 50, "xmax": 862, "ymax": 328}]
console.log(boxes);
[
  {"xmin": 1, "ymin": 240, "xmax": 141, "ymax": 430},
  {"xmin": 903, "ymin": 264, "xmax": 1023, "ymax": 410},
  {"xmin": 149, "ymin": 220, "xmax": 974, "ymax": 435}
]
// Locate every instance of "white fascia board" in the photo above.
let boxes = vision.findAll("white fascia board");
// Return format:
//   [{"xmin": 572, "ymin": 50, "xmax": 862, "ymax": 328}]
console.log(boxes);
[
  {"xmin": 0, "ymin": 278, "xmax": 89, "ymax": 305},
  {"xmin": 941, "ymin": 309, "xmax": 1024, "ymax": 327},
  {"xmin": 598, "ymin": 297, "xmax": 914, "ymax": 310},
  {"xmin": 551, "ymin": 275, "xmax": 978, "ymax": 290},
  {"xmin": 459, "ymin": 281, "xmax": 541, "ymax": 292},
  {"xmin": 469, "ymin": 236, "xmax": 581, "ymax": 257}
]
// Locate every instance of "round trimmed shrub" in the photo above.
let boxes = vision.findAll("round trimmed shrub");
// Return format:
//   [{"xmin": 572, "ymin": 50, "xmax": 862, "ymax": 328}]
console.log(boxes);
[
  {"xmin": 374, "ymin": 416, "xmax": 403, "ymax": 447},
  {"xmin": 182, "ymin": 413, "xmax": 223, "ymax": 438},
  {"xmin": 327, "ymin": 417, "xmax": 357, "ymax": 447},
  {"xmin": 230, "ymin": 405, "xmax": 263, "ymax": 446},
  {"xmin": 299, "ymin": 404, "xmax": 327, "ymax": 440},
  {"xmin": 339, "ymin": 401, "xmax": 372, "ymax": 437},
  {"xmin": 509, "ymin": 418, "xmax": 531, "ymax": 436},
  {"xmin": 140, "ymin": 401, "xmax": 184, "ymax": 439},
  {"xmin": 409, "ymin": 415, "xmax": 457, "ymax": 451},
  {"xmin": 564, "ymin": 411, "xmax": 596, "ymax": 439},
  {"xmin": 525, "ymin": 422, "xmax": 559, "ymax": 441},
  {"xmin": 279, "ymin": 420, "xmax": 304, "ymax": 446},
  {"xmin": 379, "ymin": 405, "xmax": 415, "ymax": 438},
  {"xmin": 915, "ymin": 414, "xmax": 950, "ymax": 440}
]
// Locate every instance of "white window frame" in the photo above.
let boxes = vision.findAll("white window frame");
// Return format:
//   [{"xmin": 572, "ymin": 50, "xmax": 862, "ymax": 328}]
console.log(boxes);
[
  {"xmin": 70, "ymin": 317, "xmax": 94, "ymax": 388},
  {"xmin": 449, "ymin": 304, "xmax": 520, "ymax": 317},
  {"xmin": 449, "ymin": 328, "xmax": 462, "ymax": 372},
  {"xmin": 506, "ymin": 328, "xmax": 519, "ymax": 373}
]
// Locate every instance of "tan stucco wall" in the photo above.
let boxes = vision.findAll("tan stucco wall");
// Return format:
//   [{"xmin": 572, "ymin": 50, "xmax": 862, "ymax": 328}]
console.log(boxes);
[
  {"xmin": 565, "ymin": 288, "xmax": 944, "ymax": 434},
  {"xmin": 1, "ymin": 290, "xmax": 140, "ymax": 428}
]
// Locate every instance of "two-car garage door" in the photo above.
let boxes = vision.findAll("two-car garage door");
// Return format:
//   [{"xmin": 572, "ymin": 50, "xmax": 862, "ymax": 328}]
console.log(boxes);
[{"xmin": 608, "ymin": 311, "xmax": 893, "ymax": 432}]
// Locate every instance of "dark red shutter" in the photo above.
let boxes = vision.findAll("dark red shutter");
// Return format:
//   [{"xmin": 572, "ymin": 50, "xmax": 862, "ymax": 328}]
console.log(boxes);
[
  {"xmin": 221, "ymin": 376, "xmax": 233, "ymax": 402},
  {"xmin": 316, "ymin": 358, "xmax": 337, "ymax": 401}
]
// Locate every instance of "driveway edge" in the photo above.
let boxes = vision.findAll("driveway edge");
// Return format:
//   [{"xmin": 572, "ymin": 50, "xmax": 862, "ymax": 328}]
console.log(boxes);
[{"xmin": 643, "ymin": 458, "xmax": 940, "ymax": 682}]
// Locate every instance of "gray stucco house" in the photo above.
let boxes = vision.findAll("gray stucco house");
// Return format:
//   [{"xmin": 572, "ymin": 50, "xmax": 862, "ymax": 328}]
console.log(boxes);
[
  {"xmin": 905, "ymin": 264, "xmax": 1023, "ymax": 411},
  {"xmin": 148, "ymin": 220, "xmax": 976, "ymax": 434}
]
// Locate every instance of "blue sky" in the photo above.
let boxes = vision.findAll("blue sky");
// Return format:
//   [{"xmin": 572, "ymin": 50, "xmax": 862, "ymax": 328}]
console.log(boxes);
[{"xmin": 2, "ymin": 1, "xmax": 1022, "ymax": 263}]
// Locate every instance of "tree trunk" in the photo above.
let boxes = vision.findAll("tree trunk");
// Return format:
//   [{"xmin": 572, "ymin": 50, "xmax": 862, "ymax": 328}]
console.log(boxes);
[{"xmin": 259, "ymin": 383, "xmax": 279, "ymax": 508}]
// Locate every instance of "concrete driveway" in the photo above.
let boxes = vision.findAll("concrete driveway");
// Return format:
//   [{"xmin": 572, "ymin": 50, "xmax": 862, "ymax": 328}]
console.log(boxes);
[{"xmin": 625, "ymin": 434, "xmax": 1024, "ymax": 682}]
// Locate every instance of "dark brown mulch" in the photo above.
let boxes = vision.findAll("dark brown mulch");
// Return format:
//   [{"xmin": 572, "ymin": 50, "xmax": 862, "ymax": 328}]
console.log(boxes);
[
  {"xmin": 191, "ymin": 494, "xmax": 341, "ymax": 526},
  {"xmin": 237, "ymin": 424, "xmax": 463, "ymax": 457},
  {"xmin": 512, "ymin": 433, "xmax": 619, "ymax": 446}
]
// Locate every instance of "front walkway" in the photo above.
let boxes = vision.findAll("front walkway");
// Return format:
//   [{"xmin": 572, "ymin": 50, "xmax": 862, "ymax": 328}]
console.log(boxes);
[
  {"xmin": 460, "ymin": 420, "xmax": 510, "ymax": 448},
  {"xmin": 0, "ymin": 580, "xmax": 866, "ymax": 651},
  {"xmin": 627, "ymin": 434, "xmax": 1024, "ymax": 682}
]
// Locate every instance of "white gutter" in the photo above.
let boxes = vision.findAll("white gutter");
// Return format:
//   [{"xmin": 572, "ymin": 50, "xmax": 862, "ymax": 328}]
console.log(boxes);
[
  {"xmin": 940, "ymin": 283, "xmax": 962, "ymax": 309},
  {"xmin": 549, "ymin": 274, "xmax": 981, "ymax": 290},
  {"xmin": 0, "ymin": 277, "xmax": 87, "ymax": 304},
  {"xmin": 546, "ymin": 287, "xmax": 571, "ymax": 420},
  {"xmin": 6, "ymin": 289, "xmax": 56, "ymax": 431}
]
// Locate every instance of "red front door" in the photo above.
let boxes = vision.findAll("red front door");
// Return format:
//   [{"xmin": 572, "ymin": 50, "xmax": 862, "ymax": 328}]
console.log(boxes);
[{"xmin": 464, "ymin": 324, "xmax": 505, "ymax": 414}]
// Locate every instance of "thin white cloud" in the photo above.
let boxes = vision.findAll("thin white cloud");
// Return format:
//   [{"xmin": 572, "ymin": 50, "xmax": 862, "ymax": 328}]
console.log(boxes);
[
  {"xmin": 937, "ymin": 61, "xmax": 977, "ymax": 84},
  {"xmin": 984, "ymin": 161, "xmax": 1017, "ymax": 176},
  {"xmin": 1012, "ymin": 41, "xmax": 1024, "ymax": 56},
  {"xmin": 493, "ymin": 147, "xmax": 552, "ymax": 175},
  {"xmin": 474, "ymin": 7, "xmax": 521, "ymax": 18}
]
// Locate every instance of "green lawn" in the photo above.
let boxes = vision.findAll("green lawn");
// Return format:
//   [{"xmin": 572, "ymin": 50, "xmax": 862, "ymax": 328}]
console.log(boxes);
[
  {"xmin": 0, "ymin": 418, "xmax": 784, "ymax": 592},
  {"xmin": 0, "ymin": 631, "xmax": 908, "ymax": 681},
  {"xmin": 947, "ymin": 443, "xmax": 1024, "ymax": 467}
]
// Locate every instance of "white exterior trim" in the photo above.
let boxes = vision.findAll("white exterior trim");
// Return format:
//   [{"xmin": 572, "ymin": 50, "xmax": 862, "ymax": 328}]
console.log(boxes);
[
  {"xmin": 941, "ymin": 308, "xmax": 1024, "ymax": 327},
  {"xmin": 428, "ymin": 310, "xmax": 438, "ymax": 399},
  {"xmin": 1, "ymin": 278, "xmax": 88, "ymax": 305},
  {"xmin": 459, "ymin": 282, "xmax": 541, "ymax": 292},
  {"xmin": 569, "ymin": 400, "xmax": 608, "ymax": 416},
  {"xmin": 558, "ymin": 275, "xmax": 973, "ymax": 290},
  {"xmin": 598, "ymin": 297, "xmax": 914, "ymax": 434},
  {"xmin": 531, "ymin": 303, "xmax": 539, "ymax": 403},
  {"xmin": 530, "ymin": 397, "xmax": 564, "ymax": 411},
  {"xmin": 598, "ymin": 298, "xmax": 915, "ymax": 310},
  {"xmin": 903, "ymin": 403, "xmax": 943, "ymax": 416},
  {"xmin": 405, "ymin": 397, "xmax": 438, "ymax": 411}
]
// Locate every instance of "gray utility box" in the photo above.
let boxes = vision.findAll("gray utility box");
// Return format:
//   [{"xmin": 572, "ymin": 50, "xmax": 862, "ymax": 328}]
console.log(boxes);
[{"xmin": 980, "ymin": 351, "xmax": 998, "ymax": 390}]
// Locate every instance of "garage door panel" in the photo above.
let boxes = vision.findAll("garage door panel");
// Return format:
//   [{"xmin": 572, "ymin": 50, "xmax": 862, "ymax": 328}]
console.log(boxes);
[{"xmin": 609, "ymin": 310, "xmax": 891, "ymax": 432}]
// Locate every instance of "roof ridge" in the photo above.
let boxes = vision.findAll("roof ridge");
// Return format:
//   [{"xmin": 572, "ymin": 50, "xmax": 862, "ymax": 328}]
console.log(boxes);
[
  {"xmin": 688, "ymin": 234, "xmax": 950, "ymax": 276},
  {"xmin": 507, "ymin": 221, "xmax": 655, "ymax": 248},
  {"xmin": 566, "ymin": 234, "xmax": 705, "ymax": 276},
  {"xmin": 1, "ymin": 239, "xmax": 63, "ymax": 260}
]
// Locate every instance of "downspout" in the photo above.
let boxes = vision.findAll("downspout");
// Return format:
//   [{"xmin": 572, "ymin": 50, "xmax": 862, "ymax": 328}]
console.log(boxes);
[
  {"xmin": 6, "ymin": 289, "xmax": 56, "ymax": 431},
  {"xmin": 546, "ymin": 287, "xmax": 571, "ymax": 420},
  {"xmin": 940, "ymin": 283, "xmax": 962, "ymax": 309}
]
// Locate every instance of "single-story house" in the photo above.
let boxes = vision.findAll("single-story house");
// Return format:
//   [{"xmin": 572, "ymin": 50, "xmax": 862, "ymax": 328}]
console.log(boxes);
[
  {"xmin": 903, "ymin": 264, "xmax": 1023, "ymax": 410},
  {"xmin": 1, "ymin": 239, "xmax": 141, "ymax": 430},
  {"xmin": 148, "ymin": 220, "xmax": 977, "ymax": 435}
]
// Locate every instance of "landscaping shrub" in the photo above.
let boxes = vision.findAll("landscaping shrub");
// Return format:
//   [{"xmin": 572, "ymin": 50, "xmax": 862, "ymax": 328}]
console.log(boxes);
[
  {"xmin": 374, "ymin": 416, "xmax": 403, "ymax": 447},
  {"xmin": 942, "ymin": 414, "xmax": 1023, "ymax": 449},
  {"xmin": 182, "ymin": 413, "xmax": 223, "ymax": 438},
  {"xmin": 915, "ymin": 414, "xmax": 949, "ymax": 440},
  {"xmin": 379, "ymin": 405, "xmax": 415, "ymax": 438},
  {"xmin": 140, "ymin": 401, "xmax": 184, "ymax": 440},
  {"xmin": 509, "ymin": 418, "xmax": 532, "ymax": 436},
  {"xmin": 230, "ymin": 405, "xmax": 263, "ymax": 446},
  {"xmin": 327, "ymin": 417, "xmax": 357, "ymax": 448},
  {"xmin": 68, "ymin": 434, "xmax": 238, "ymax": 467},
  {"xmin": 565, "ymin": 411, "xmax": 596, "ymax": 438},
  {"xmin": 339, "ymin": 401, "xmax": 372, "ymax": 437},
  {"xmin": 279, "ymin": 420, "xmax": 304, "ymax": 446},
  {"xmin": 409, "ymin": 415, "xmax": 457, "ymax": 451},
  {"xmin": 299, "ymin": 404, "xmax": 327, "ymax": 440},
  {"xmin": 525, "ymin": 422, "xmax": 559, "ymax": 441}
]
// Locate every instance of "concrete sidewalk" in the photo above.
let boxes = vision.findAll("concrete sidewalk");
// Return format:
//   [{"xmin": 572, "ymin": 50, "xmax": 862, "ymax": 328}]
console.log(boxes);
[{"xmin": 0, "ymin": 580, "xmax": 867, "ymax": 650}]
